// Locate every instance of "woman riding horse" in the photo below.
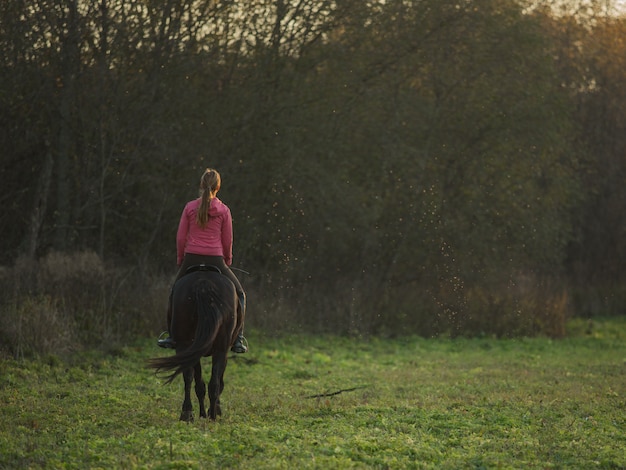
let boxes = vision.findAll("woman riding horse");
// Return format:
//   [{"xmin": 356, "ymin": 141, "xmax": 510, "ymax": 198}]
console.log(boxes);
[{"xmin": 158, "ymin": 168, "xmax": 247, "ymax": 353}]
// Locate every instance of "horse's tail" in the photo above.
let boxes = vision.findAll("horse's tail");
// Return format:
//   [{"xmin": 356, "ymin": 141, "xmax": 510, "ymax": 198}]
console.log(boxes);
[{"xmin": 147, "ymin": 280, "xmax": 223, "ymax": 384}]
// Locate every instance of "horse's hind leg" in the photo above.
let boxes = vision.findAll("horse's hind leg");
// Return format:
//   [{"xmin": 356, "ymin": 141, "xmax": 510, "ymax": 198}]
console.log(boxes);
[
  {"xmin": 208, "ymin": 352, "xmax": 227, "ymax": 420},
  {"xmin": 194, "ymin": 362, "xmax": 207, "ymax": 419},
  {"xmin": 179, "ymin": 367, "xmax": 194, "ymax": 422}
]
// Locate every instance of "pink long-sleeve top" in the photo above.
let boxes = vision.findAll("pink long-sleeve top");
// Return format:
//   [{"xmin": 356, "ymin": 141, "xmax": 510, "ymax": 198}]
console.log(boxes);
[{"xmin": 176, "ymin": 197, "xmax": 233, "ymax": 266}]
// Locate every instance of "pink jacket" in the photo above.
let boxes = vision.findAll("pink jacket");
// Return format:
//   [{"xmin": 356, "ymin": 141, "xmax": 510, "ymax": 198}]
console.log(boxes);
[{"xmin": 176, "ymin": 197, "xmax": 233, "ymax": 266}]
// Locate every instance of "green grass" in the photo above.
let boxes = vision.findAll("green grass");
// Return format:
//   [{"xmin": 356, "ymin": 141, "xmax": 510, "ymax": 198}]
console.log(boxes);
[{"xmin": 1, "ymin": 317, "xmax": 625, "ymax": 469}]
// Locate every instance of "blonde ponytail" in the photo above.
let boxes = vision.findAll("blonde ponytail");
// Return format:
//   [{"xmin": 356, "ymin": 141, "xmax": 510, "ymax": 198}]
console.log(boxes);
[{"xmin": 196, "ymin": 168, "xmax": 221, "ymax": 227}]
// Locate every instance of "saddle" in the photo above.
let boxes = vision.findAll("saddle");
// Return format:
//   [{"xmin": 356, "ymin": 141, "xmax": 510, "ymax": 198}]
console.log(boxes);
[{"xmin": 184, "ymin": 264, "xmax": 222, "ymax": 276}]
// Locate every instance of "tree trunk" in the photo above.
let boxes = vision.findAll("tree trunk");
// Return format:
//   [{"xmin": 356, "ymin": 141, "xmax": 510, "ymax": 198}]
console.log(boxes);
[
  {"xmin": 53, "ymin": 0, "xmax": 80, "ymax": 250},
  {"xmin": 25, "ymin": 143, "xmax": 54, "ymax": 260}
]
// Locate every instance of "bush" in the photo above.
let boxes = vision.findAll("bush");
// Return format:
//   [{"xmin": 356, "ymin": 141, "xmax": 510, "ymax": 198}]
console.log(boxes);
[
  {"xmin": 0, "ymin": 251, "xmax": 575, "ymax": 358},
  {"xmin": 0, "ymin": 295, "xmax": 72, "ymax": 358},
  {"xmin": 0, "ymin": 251, "xmax": 170, "ymax": 357},
  {"xmin": 461, "ymin": 274, "xmax": 569, "ymax": 338}
]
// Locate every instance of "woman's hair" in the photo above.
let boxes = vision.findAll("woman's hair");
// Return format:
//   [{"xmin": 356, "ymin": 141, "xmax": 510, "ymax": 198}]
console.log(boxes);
[{"xmin": 196, "ymin": 168, "xmax": 221, "ymax": 227}]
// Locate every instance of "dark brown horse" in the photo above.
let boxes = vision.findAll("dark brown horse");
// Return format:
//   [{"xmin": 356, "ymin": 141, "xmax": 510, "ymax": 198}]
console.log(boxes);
[{"xmin": 148, "ymin": 268, "xmax": 242, "ymax": 421}]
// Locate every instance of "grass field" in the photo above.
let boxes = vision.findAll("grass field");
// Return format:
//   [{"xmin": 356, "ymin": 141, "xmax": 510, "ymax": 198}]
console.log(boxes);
[{"xmin": 1, "ymin": 317, "xmax": 625, "ymax": 469}]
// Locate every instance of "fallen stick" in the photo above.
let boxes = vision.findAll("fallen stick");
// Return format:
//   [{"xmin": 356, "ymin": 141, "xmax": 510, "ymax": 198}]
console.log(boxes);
[{"xmin": 305, "ymin": 385, "xmax": 368, "ymax": 399}]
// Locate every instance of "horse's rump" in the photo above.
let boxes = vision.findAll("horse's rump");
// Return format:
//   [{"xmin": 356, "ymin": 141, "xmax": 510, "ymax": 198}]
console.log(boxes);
[{"xmin": 148, "ymin": 271, "xmax": 238, "ymax": 383}]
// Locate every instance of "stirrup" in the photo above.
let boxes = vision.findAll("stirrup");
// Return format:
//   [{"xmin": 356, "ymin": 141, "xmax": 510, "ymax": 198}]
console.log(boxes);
[
  {"xmin": 157, "ymin": 331, "xmax": 176, "ymax": 349},
  {"xmin": 231, "ymin": 335, "xmax": 248, "ymax": 353}
]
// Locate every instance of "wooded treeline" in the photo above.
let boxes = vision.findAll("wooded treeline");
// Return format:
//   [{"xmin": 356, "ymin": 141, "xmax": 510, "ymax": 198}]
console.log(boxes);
[{"xmin": 1, "ymin": 0, "xmax": 625, "ymax": 342}]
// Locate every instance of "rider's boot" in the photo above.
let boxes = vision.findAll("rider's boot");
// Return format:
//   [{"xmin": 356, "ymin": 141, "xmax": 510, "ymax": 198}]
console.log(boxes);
[
  {"xmin": 231, "ymin": 291, "xmax": 248, "ymax": 353},
  {"xmin": 157, "ymin": 290, "xmax": 177, "ymax": 349}
]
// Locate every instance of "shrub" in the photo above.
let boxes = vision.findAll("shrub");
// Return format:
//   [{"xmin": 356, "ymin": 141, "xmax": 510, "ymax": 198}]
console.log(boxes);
[
  {"xmin": 0, "ymin": 295, "xmax": 73, "ymax": 358},
  {"xmin": 0, "ymin": 251, "xmax": 170, "ymax": 357},
  {"xmin": 0, "ymin": 251, "xmax": 574, "ymax": 358},
  {"xmin": 461, "ymin": 274, "xmax": 570, "ymax": 338}
]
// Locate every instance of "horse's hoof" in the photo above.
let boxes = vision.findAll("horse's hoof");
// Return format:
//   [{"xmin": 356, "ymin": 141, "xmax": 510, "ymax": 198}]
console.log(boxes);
[
  {"xmin": 179, "ymin": 411, "xmax": 194, "ymax": 422},
  {"xmin": 209, "ymin": 404, "xmax": 222, "ymax": 418}
]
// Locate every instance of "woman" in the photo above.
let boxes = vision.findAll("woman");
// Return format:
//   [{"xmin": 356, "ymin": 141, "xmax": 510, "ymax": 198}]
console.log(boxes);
[{"xmin": 158, "ymin": 168, "xmax": 247, "ymax": 353}]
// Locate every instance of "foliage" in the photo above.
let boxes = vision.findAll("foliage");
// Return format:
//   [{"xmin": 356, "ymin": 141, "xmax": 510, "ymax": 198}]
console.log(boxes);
[
  {"xmin": 564, "ymin": 14, "xmax": 626, "ymax": 315},
  {"xmin": 0, "ymin": 251, "xmax": 168, "ymax": 358},
  {"xmin": 0, "ymin": 251, "xmax": 569, "ymax": 358},
  {"xmin": 0, "ymin": 0, "xmax": 625, "ymax": 338},
  {"xmin": 0, "ymin": 318, "xmax": 624, "ymax": 468}
]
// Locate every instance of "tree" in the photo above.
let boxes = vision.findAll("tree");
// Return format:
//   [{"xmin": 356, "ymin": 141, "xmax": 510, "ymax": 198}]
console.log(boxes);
[
  {"xmin": 566, "ymin": 15, "xmax": 626, "ymax": 315},
  {"xmin": 0, "ymin": 0, "xmax": 610, "ymax": 338}
]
